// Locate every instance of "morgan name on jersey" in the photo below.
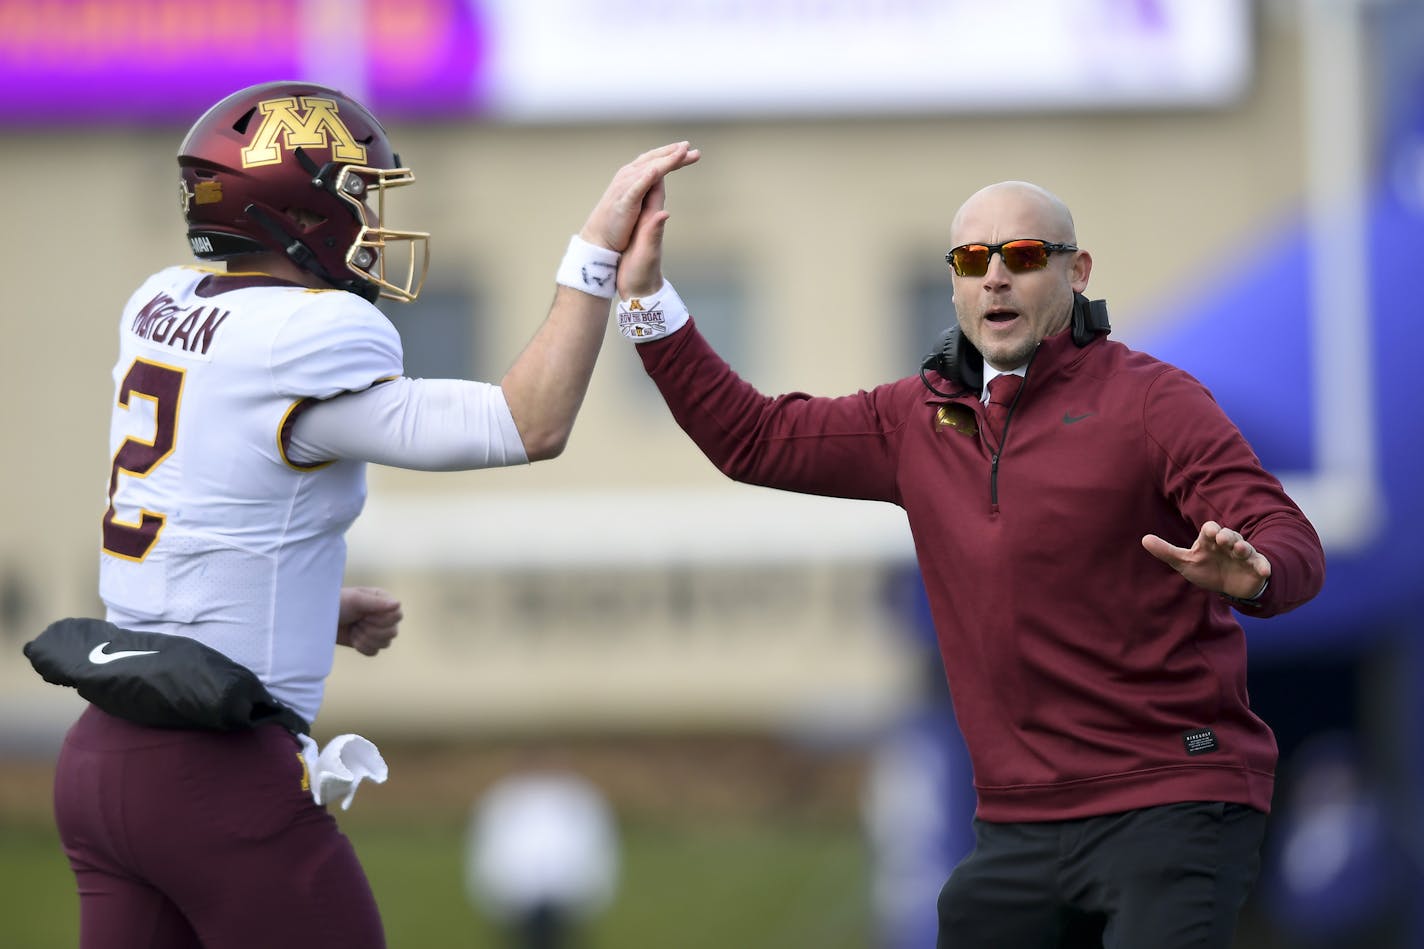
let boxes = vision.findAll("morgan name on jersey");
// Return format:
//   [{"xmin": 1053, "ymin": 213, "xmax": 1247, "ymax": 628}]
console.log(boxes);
[{"xmin": 128, "ymin": 291, "xmax": 230, "ymax": 357}]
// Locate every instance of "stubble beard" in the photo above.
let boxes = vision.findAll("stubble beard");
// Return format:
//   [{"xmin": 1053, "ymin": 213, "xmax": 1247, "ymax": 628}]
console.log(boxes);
[{"xmin": 979, "ymin": 335, "xmax": 1036, "ymax": 372}]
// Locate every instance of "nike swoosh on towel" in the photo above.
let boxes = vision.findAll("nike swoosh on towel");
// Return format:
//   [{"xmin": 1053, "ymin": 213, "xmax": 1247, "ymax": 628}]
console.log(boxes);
[{"xmin": 88, "ymin": 641, "xmax": 160, "ymax": 665}]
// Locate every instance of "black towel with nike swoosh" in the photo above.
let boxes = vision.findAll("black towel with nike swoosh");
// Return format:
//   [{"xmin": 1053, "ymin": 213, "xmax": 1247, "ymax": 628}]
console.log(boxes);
[{"xmin": 23, "ymin": 617, "xmax": 308, "ymax": 734}]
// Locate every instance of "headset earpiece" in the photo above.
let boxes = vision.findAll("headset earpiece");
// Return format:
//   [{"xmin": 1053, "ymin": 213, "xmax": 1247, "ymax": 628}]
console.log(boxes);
[
  {"xmin": 920, "ymin": 321, "xmax": 982, "ymax": 395},
  {"xmin": 1071, "ymin": 294, "xmax": 1112, "ymax": 347}
]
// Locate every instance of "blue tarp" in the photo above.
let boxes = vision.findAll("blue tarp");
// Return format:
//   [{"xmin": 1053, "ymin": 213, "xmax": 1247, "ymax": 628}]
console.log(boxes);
[{"xmin": 1130, "ymin": 186, "xmax": 1424, "ymax": 654}]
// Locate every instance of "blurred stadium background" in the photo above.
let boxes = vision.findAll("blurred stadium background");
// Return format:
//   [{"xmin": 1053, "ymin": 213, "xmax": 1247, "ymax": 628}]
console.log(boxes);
[{"xmin": 3, "ymin": 0, "xmax": 1423, "ymax": 946}]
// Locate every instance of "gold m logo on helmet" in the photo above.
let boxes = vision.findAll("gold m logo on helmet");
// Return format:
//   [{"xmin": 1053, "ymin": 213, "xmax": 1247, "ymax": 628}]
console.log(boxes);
[{"xmin": 241, "ymin": 96, "xmax": 368, "ymax": 168}]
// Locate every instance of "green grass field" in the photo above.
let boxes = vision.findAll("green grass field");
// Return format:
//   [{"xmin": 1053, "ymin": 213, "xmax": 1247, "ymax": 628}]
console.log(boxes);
[
  {"xmin": 0, "ymin": 736, "xmax": 875, "ymax": 948},
  {"xmin": 0, "ymin": 814, "xmax": 871, "ymax": 948}
]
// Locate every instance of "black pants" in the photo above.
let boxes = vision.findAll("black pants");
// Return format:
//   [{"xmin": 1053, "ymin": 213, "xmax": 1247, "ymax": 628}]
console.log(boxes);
[{"xmin": 936, "ymin": 801, "xmax": 1268, "ymax": 949}]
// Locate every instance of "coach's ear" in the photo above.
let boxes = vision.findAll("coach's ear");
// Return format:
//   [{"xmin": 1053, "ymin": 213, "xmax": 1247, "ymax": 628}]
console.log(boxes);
[{"xmin": 1069, "ymin": 248, "xmax": 1092, "ymax": 294}]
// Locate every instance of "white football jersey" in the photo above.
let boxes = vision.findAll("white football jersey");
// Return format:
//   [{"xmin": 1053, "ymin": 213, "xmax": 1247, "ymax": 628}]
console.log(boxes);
[{"xmin": 99, "ymin": 266, "xmax": 403, "ymax": 725}]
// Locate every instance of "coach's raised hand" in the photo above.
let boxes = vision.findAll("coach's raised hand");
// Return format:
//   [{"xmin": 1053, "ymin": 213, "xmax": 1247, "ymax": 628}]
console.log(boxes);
[{"xmin": 613, "ymin": 147, "xmax": 697, "ymax": 344}]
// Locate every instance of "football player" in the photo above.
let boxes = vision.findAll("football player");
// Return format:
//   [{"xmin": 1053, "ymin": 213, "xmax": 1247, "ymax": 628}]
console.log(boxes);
[{"xmin": 46, "ymin": 80, "xmax": 697, "ymax": 949}]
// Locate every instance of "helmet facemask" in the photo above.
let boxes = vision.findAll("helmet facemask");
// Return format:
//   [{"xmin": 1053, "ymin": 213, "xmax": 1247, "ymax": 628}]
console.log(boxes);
[{"xmin": 328, "ymin": 163, "xmax": 430, "ymax": 303}]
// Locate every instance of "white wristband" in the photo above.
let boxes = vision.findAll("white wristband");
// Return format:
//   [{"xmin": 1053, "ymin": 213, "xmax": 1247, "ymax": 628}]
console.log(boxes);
[
  {"xmin": 617, "ymin": 280, "xmax": 690, "ymax": 342},
  {"xmin": 555, "ymin": 234, "xmax": 620, "ymax": 299}
]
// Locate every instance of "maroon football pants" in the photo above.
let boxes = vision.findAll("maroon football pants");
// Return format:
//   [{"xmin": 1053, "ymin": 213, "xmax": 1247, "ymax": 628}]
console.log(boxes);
[{"xmin": 53, "ymin": 704, "xmax": 384, "ymax": 949}]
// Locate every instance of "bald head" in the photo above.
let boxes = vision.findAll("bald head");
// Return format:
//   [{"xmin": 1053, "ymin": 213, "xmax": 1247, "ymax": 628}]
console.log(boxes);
[
  {"xmin": 947, "ymin": 180, "xmax": 1091, "ymax": 372},
  {"xmin": 950, "ymin": 181, "xmax": 1077, "ymax": 248}
]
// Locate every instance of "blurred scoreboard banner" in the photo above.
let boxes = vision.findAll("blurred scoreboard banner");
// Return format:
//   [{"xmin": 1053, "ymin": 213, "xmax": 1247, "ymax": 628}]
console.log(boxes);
[
  {"xmin": 0, "ymin": 0, "xmax": 489, "ymax": 124},
  {"xmin": 1, "ymin": 0, "xmax": 1251, "ymax": 124}
]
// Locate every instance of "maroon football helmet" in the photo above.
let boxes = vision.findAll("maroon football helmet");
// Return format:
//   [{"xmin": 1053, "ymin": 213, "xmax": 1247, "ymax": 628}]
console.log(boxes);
[{"xmin": 178, "ymin": 81, "xmax": 429, "ymax": 303}]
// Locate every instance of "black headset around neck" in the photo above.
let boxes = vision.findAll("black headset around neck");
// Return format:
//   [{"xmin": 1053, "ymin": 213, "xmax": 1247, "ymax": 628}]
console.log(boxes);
[{"xmin": 919, "ymin": 293, "xmax": 1110, "ymax": 397}]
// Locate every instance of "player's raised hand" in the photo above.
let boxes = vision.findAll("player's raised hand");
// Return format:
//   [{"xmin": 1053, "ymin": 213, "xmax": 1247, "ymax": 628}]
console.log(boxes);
[
  {"xmin": 1141, "ymin": 521, "xmax": 1271, "ymax": 602},
  {"xmin": 336, "ymin": 586, "xmax": 403, "ymax": 656},
  {"xmin": 579, "ymin": 142, "xmax": 699, "ymax": 254}
]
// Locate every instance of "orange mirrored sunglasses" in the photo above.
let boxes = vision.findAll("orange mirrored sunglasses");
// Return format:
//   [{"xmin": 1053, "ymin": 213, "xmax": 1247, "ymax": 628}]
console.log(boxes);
[{"xmin": 946, "ymin": 239, "xmax": 1078, "ymax": 277}]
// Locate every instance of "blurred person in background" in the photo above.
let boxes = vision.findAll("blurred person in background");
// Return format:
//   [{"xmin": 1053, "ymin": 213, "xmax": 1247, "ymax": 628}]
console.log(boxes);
[
  {"xmin": 862, "ymin": 567, "xmax": 975, "ymax": 949},
  {"xmin": 466, "ymin": 765, "xmax": 620, "ymax": 949},
  {"xmin": 1259, "ymin": 731, "xmax": 1415, "ymax": 948},
  {"xmin": 611, "ymin": 176, "xmax": 1325, "ymax": 948},
  {"xmin": 24, "ymin": 79, "xmax": 696, "ymax": 949}
]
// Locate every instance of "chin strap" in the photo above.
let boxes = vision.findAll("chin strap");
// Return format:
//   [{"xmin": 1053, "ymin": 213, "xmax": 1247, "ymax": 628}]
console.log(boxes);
[{"xmin": 243, "ymin": 203, "xmax": 379, "ymax": 302}]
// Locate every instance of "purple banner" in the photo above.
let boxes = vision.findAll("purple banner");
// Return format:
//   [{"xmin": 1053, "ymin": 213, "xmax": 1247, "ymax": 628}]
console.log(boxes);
[{"xmin": 0, "ymin": 0, "xmax": 490, "ymax": 126}]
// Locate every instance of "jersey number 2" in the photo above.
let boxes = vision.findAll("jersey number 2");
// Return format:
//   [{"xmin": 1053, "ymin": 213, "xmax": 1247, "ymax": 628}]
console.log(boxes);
[{"xmin": 103, "ymin": 359, "xmax": 185, "ymax": 561}]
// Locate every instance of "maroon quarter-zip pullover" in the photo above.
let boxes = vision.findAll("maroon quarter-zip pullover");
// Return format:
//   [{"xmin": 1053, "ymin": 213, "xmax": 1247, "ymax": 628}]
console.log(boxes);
[{"xmin": 639, "ymin": 320, "xmax": 1325, "ymax": 822}]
